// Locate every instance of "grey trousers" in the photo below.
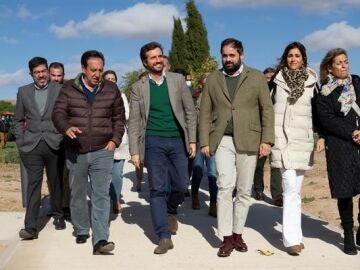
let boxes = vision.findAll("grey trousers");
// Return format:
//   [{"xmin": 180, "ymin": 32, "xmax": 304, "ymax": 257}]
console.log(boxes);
[{"xmin": 66, "ymin": 148, "xmax": 114, "ymax": 245}]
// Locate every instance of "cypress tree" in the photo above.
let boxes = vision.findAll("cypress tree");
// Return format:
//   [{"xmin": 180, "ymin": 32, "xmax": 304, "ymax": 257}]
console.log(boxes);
[
  {"xmin": 184, "ymin": 0, "xmax": 210, "ymax": 72},
  {"xmin": 168, "ymin": 17, "xmax": 187, "ymax": 71}
]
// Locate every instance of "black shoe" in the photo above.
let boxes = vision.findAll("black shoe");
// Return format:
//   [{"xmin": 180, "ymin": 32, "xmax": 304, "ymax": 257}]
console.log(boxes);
[
  {"xmin": 273, "ymin": 197, "xmax": 283, "ymax": 207},
  {"xmin": 254, "ymin": 192, "xmax": 263, "ymax": 201},
  {"xmin": 344, "ymin": 232, "xmax": 357, "ymax": 255},
  {"xmin": 76, "ymin": 234, "xmax": 90, "ymax": 244},
  {"xmin": 53, "ymin": 217, "xmax": 66, "ymax": 230},
  {"xmin": 93, "ymin": 240, "xmax": 115, "ymax": 255},
  {"xmin": 19, "ymin": 228, "xmax": 38, "ymax": 240}
]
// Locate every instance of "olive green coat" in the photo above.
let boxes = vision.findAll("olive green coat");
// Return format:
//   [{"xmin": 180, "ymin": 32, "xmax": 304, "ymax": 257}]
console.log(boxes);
[{"xmin": 199, "ymin": 65, "xmax": 274, "ymax": 154}]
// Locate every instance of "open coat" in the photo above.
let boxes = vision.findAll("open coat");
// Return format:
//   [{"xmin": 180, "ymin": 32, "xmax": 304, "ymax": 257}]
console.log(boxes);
[
  {"xmin": 199, "ymin": 66, "xmax": 274, "ymax": 154},
  {"xmin": 128, "ymin": 72, "xmax": 197, "ymax": 160}
]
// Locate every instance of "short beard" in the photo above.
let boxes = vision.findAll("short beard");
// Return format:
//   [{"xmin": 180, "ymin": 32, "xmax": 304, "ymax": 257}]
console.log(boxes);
[{"xmin": 223, "ymin": 62, "xmax": 241, "ymax": 75}]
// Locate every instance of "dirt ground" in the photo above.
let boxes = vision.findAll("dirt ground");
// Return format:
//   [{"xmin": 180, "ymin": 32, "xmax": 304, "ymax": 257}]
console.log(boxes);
[{"xmin": 0, "ymin": 151, "xmax": 358, "ymax": 229}]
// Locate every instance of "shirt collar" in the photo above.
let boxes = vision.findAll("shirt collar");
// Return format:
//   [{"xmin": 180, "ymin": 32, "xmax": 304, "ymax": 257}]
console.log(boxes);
[
  {"xmin": 148, "ymin": 70, "xmax": 166, "ymax": 86},
  {"xmin": 222, "ymin": 64, "xmax": 243, "ymax": 77},
  {"xmin": 81, "ymin": 75, "xmax": 99, "ymax": 92}
]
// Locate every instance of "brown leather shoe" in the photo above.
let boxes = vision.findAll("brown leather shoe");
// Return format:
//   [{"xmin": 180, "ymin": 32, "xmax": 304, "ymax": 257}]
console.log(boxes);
[
  {"xmin": 154, "ymin": 238, "xmax": 174, "ymax": 254},
  {"xmin": 217, "ymin": 236, "xmax": 233, "ymax": 257},
  {"xmin": 233, "ymin": 233, "xmax": 248, "ymax": 252},
  {"xmin": 208, "ymin": 202, "xmax": 217, "ymax": 217},
  {"xmin": 192, "ymin": 192, "xmax": 200, "ymax": 209},
  {"xmin": 167, "ymin": 214, "xmax": 178, "ymax": 235},
  {"xmin": 300, "ymin": 242, "xmax": 305, "ymax": 249},
  {"xmin": 286, "ymin": 245, "xmax": 301, "ymax": 255}
]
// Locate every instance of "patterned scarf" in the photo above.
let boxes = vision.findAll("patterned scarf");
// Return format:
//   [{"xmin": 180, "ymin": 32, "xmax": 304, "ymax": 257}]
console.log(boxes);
[
  {"xmin": 282, "ymin": 67, "xmax": 309, "ymax": 102},
  {"xmin": 321, "ymin": 74, "xmax": 355, "ymax": 116}
]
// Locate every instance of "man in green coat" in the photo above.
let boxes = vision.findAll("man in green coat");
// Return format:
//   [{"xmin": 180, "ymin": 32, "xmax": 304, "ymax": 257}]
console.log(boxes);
[{"xmin": 199, "ymin": 38, "xmax": 274, "ymax": 257}]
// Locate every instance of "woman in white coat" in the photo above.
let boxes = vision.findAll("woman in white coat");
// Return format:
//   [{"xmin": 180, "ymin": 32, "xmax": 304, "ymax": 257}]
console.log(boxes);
[
  {"xmin": 103, "ymin": 70, "xmax": 130, "ymax": 214},
  {"xmin": 270, "ymin": 42, "xmax": 319, "ymax": 255}
]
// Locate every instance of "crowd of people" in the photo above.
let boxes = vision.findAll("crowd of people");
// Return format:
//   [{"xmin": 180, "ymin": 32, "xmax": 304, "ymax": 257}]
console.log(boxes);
[{"xmin": 12, "ymin": 38, "xmax": 360, "ymax": 257}]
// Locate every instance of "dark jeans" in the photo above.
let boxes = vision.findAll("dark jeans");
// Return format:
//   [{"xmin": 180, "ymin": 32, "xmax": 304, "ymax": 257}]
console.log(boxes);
[
  {"xmin": 21, "ymin": 140, "xmax": 63, "ymax": 231},
  {"xmin": 191, "ymin": 148, "xmax": 218, "ymax": 202},
  {"xmin": 253, "ymin": 155, "xmax": 282, "ymax": 200},
  {"xmin": 145, "ymin": 136, "xmax": 189, "ymax": 239}
]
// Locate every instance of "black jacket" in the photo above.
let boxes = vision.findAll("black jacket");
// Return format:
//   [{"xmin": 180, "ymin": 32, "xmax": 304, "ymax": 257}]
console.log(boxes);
[{"xmin": 316, "ymin": 74, "xmax": 360, "ymax": 198}]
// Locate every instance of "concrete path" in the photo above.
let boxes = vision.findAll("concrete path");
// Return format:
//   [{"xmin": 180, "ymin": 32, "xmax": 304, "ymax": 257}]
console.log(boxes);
[{"xmin": 0, "ymin": 161, "xmax": 359, "ymax": 270}]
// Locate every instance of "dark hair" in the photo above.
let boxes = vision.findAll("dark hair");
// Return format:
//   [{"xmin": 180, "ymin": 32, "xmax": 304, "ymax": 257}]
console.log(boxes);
[
  {"xmin": 139, "ymin": 42, "xmax": 163, "ymax": 64},
  {"xmin": 220, "ymin": 38, "xmax": 243, "ymax": 55},
  {"xmin": 102, "ymin": 70, "xmax": 118, "ymax": 82},
  {"xmin": 81, "ymin": 50, "xmax": 105, "ymax": 68},
  {"xmin": 275, "ymin": 41, "xmax": 308, "ymax": 75},
  {"xmin": 28, "ymin": 57, "xmax": 48, "ymax": 72},
  {"xmin": 263, "ymin": 67, "xmax": 275, "ymax": 74},
  {"xmin": 319, "ymin": 48, "xmax": 348, "ymax": 84},
  {"xmin": 49, "ymin": 62, "xmax": 64, "ymax": 74}
]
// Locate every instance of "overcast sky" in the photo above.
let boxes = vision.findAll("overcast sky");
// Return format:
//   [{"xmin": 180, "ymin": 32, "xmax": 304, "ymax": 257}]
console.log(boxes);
[{"xmin": 0, "ymin": 0, "xmax": 359, "ymax": 99}]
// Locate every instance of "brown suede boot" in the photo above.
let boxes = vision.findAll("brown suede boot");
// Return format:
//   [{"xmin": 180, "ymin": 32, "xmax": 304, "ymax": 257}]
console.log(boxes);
[
  {"xmin": 167, "ymin": 214, "xmax": 178, "ymax": 235},
  {"xmin": 217, "ymin": 236, "xmax": 233, "ymax": 257},
  {"xmin": 154, "ymin": 238, "xmax": 174, "ymax": 254},
  {"xmin": 192, "ymin": 192, "xmax": 200, "ymax": 209},
  {"xmin": 208, "ymin": 202, "xmax": 217, "ymax": 217}
]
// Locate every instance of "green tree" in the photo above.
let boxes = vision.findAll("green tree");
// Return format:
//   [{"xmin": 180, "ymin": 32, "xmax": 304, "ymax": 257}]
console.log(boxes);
[
  {"xmin": 119, "ymin": 69, "xmax": 146, "ymax": 100},
  {"xmin": 184, "ymin": 0, "xmax": 210, "ymax": 72},
  {"xmin": 168, "ymin": 17, "xmax": 187, "ymax": 71},
  {"xmin": 190, "ymin": 57, "xmax": 218, "ymax": 87},
  {"xmin": 0, "ymin": 101, "xmax": 15, "ymax": 113}
]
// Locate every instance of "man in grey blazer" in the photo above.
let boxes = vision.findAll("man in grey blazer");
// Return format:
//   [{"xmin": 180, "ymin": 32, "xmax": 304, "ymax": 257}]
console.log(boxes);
[
  {"xmin": 199, "ymin": 38, "xmax": 274, "ymax": 257},
  {"xmin": 14, "ymin": 56, "xmax": 65, "ymax": 240},
  {"xmin": 128, "ymin": 42, "xmax": 197, "ymax": 254}
]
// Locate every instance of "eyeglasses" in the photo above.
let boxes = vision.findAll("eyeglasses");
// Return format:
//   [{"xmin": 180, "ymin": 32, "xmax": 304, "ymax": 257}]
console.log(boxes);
[{"xmin": 32, "ymin": 69, "xmax": 48, "ymax": 76}]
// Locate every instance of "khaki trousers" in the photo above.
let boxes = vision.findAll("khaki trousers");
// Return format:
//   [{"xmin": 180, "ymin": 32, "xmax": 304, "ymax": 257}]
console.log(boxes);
[{"xmin": 215, "ymin": 136, "xmax": 257, "ymax": 237}]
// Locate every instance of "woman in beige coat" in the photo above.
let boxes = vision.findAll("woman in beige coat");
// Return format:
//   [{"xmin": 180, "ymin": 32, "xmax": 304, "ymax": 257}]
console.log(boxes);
[{"xmin": 270, "ymin": 42, "xmax": 319, "ymax": 255}]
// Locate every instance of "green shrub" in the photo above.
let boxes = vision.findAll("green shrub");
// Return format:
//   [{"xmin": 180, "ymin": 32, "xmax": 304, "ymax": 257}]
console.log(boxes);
[
  {"xmin": 0, "ymin": 142, "xmax": 20, "ymax": 163},
  {"xmin": 302, "ymin": 196, "xmax": 315, "ymax": 204}
]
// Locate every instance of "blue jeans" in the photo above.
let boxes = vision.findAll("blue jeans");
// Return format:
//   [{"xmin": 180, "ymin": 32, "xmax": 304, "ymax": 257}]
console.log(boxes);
[
  {"xmin": 110, "ymin": 159, "xmax": 125, "ymax": 202},
  {"xmin": 66, "ymin": 148, "xmax": 114, "ymax": 245},
  {"xmin": 145, "ymin": 136, "xmax": 189, "ymax": 239},
  {"xmin": 191, "ymin": 148, "xmax": 218, "ymax": 202}
]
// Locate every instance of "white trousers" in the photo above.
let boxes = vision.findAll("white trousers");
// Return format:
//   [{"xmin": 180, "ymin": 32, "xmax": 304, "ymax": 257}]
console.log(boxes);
[
  {"xmin": 281, "ymin": 168, "xmax": 304, "ymax": 247},
  {"xmin": 215, "ymin": 136, "xmax": 257, "ymax": 237}
]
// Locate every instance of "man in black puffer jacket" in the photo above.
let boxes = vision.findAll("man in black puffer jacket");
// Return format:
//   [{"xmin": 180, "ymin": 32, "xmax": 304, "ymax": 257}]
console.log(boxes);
[{"xmin": 53, "ymin": 50, "xmax": 125, "ymax": 255}]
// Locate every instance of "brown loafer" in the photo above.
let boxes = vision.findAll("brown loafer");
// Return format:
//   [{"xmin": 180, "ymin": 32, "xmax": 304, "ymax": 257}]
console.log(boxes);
[
  {"xmin": 217, "ymin": 236, "xmax": 233, "ymax": 257},
  {"xmin": 233, "ymin": 233, "xmax": 248, "ymax": 252},
  {"xmin": 286, "ymin": 245, "xmax": 301, "ymax": 256}
]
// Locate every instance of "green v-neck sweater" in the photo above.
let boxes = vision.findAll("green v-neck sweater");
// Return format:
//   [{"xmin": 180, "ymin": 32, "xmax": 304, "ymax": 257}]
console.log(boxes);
[{"xmin": 146, "ymin": 79, "xmax": 182, "ymax": 137}]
